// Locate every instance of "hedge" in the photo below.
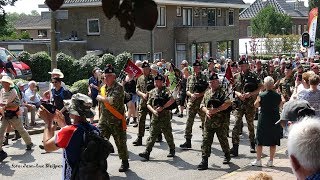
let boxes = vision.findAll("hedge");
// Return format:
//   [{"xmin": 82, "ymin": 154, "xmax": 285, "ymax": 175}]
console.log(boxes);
[
  {"xmin": 30, "ymin": 51, "xmax": 51, "ymax": 82},
  {"xmin": 69, "ymin": 79, "xmax": 88, "ymax": 95}
]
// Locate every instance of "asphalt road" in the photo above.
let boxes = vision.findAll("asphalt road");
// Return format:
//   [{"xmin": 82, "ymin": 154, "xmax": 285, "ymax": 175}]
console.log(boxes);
[{"xmin": 0, "ymin": 112, "xmax": 288, "ymax": 180}]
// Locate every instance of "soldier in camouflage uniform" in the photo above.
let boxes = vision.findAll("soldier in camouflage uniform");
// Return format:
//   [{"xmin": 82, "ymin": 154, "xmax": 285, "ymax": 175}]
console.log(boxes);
[
  {"xmin": 97, "ymin": 64, "xmax": 129, "ymax": 172},
  {"xmin": 268, "ymin": 63, "xmax": 280, "ymax": 84},
  {"xmin": 206, "ymin": 58, "xmax": 218, "ymax": 76},
  {"xmin": 197, "ymin": 73, "xmax": 232, "ymax": 170},
  {"xmin": 139, "ymin": 74, "xmax": 176, "ymax": 160},
  {"xmin": 230, "ymin": 58, "xmax": 262, "ymax": 156},
  {"xmin": 278, "ymin": 64, "xmax": 295, "ymax": 101},
  {"xmin": 255, "ymin": 60, "xmax": 268, "ymax": 82},
  {"xmin": 275, "ymin": 60, "xmax": 286, "ymax": 88},
  {"xmin": 132, "ymin": 61, "xmax": 155, "ymax": 146},
  {"xmin": 180, "ymin": 60, "xmax": 208, "ymax": 149}
]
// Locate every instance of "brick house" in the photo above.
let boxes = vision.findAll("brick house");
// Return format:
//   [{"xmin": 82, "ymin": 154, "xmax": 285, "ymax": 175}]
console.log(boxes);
[
  {"xmin": 56, "ymin": 0, "xmax": 247, "ymax": 64},
  {"xmin": 14, "ymin": 16, "xmax": 51, "ymax": 39},
  {"xmin": 239, "ymin": 0, "xmax": 308, "ymax": 38}
]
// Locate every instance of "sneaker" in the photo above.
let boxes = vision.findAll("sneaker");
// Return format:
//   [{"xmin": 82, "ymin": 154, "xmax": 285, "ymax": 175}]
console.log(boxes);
[
  {"xmin": 0, "ymin": 150, "xmax": 8, "ymax": 162},
  {"xmin": 251, "ymin": 160, "xmax": 262, "ymax": 167},
  {"xmin": 26, "ymin": 143, "xmax": 34, "ymax": 151},
  {"xmin": 266, "ymin": 160, "xmax": 273, "ymax": 167}
]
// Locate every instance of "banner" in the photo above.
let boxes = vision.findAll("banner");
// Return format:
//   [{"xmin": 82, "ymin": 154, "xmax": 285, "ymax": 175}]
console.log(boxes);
[
  {"xmin": 124, "ymin": 60, "xmax": 143, "ymax": 77},
  {"xmin": 308, "ymin": 7, "xmax": 318, "ymax": 57},
  {"xmin": 225, "ymin": 64, "xmax": 233, "ymax": 84}
]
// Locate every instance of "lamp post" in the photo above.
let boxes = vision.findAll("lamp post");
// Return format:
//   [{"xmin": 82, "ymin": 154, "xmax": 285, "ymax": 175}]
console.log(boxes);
[{"xmin": 245, "ymin": 42, "xmax": 248, "ymax": 57}]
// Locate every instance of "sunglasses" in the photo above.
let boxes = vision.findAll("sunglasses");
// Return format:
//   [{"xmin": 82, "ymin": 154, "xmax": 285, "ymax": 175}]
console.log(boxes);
[{"xmin": 52, "ymin": 81, "xmax": 59, "ymax": 84}]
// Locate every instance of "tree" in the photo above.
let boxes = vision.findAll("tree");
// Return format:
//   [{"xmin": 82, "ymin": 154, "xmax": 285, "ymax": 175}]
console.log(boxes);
[
  {"xmin": 30, "ymin": 10, "xmax": 40, "ymax": 16},
  {"xmin": 251, "ymin": 6, "xmax": 293, "ymax": 37},
  {"xmin": 0, "ymin": 0, "xmax": 18, "ymax": 36}
]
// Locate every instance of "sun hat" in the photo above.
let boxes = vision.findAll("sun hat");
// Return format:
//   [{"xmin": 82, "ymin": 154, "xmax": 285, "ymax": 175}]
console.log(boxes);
[
  {"xmin": 48, "ymin": 68, "xmax": 64, "ymax": 78},
  {"xmin": 0, "ymin": 76, "xmax": 14, "ymax": 86},
  {"xmin": 63, "ymin": 93, "xmax": 95, "ymax": 118}
]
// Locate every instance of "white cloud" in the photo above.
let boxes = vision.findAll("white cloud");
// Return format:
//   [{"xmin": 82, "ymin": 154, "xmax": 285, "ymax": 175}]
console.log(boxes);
[{"xmin": 3, "ymin": 0, "xmax": 47, "ymax": 14}]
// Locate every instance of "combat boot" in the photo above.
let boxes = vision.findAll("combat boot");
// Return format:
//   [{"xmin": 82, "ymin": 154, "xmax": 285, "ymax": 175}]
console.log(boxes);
[
  {"xmin": 180, "ymin": 138, "xmax": 191, "ymax": 149},
  {"xmin": 133, "ymin": 136, "xmax": 142, "ymax": 146},
  {"xmin": 230, "ymin": 144, "xmax": 239, "ymax": 157},
  {"xmin": 2, "ymin": 133, "xmax": 9, "ymax": 146},
  {"xmin": 250, "ymin": 142, "xmax": 256, "ymax": 153},
  {"xmin": 167, "ymin": 149, "xmax": 175, "ymax": 157},
  {"xmin": 118, "ymin": 160, "xmax": 129, "ymax": 172},
  {"xmin": 12, "ymin": 130, "xmax": 21, "ymax": 141},
  {"xmin": 197, "ymin": 156, "xmax": 208, "ymax": 170},
  {"xmin": 139, "ymin": 150, "xmax": 150, "ymax": 160},
  {"xmin": 223, "ymin": 154, "xmax": 231, "ymax": 164}
]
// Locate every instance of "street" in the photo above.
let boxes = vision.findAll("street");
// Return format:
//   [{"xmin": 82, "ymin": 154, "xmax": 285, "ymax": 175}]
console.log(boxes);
[{"xmin": 0, "ymin": 113, "xmax": 288, "ymax": 180}]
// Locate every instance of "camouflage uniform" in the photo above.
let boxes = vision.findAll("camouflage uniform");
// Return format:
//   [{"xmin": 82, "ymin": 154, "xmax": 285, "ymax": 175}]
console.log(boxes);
[
  {"xmin": 136, "ymin": 74, "xmax": 154, "ymax": 137},
  {"xmin": 255, "ymin": 69, "xmax": 268, "ymax": 82},
  {"xmin": 184, "ymin": 73, "xmax": 208, "ymax": 139},
  {"xmin": 201, "ymin": 87, "xmax": 230, "ymax": 158},
  {"xmin": 232, "ymin": 71, "xmax": 261, "ymax": 145},
  {"xmin": 278, "ymin": 77, "xmax": 295, "ymax": 102},
  {"xmin": 145, "ymin": 86, "xmax": 175, "ymax": 152},
  {"xmin": 99, "ymin": 82, "xmax": 129, "ymax": 160}
]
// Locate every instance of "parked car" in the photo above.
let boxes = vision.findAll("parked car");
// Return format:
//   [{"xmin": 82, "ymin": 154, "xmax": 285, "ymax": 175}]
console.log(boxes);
[{"xmin": 0, "ymin": 47, "xmax": 32, "ymax": 80}]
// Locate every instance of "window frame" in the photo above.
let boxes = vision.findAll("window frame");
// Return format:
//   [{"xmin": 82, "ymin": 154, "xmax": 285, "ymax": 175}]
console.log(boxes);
[
  {"xmin": 157, "ymin": 6, "xmax": 167, "ymax": 27},
  {"xmin": 182, "ymin": 7, "xmax": 193, "ymax": 26},
  {"xmin": 207, "ymin": 8, "xmax": 217, "ymax": 26},
  {"xmin": 87, "ymin": 18, "xmax": 101, "ymax": 36},
  {"xmin": 217, "ymin": 8, "xmax": 221, "ymax": 17},
  {"xmin": 38, "ymin": 29, "xmax": 48, "ymax": 38},
  {"xmin": 227, "ymin": 9, "xmax": 234, "ymax": 26},
  {"xmin": 247, "ymin": 26, "xmax": 252, "ymax": 37}
]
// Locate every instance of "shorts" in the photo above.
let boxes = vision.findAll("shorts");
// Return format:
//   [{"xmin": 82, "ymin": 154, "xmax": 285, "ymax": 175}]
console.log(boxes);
[
  {"xmin": 131, "ymin": 94, "xmax": 138, "ymax": 104},
  {"xmin": 178, "ymin": 93, "xmax": 187, "ymax": 107}
]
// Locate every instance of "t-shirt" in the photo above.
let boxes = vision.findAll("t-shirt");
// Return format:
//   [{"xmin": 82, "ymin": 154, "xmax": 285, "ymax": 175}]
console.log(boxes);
[
  {"xmin": 5, "ymin": 61, "xmax": 16, "ymax": 75},
  {"xmin": 88, "ymin": 76, "xmax": 100, "ymax": 97},
  {"xmin": 55, "ymin": 123, "xmax": 99, "ymax": 180},
  {"xmin": 297, "ymin": 89, "xmax": 320, "ymax": 117}
]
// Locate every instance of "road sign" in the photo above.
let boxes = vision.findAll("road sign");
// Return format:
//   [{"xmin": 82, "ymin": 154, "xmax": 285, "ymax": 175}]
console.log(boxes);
[{"xmin": 41, "ymin": 10, "xmax": 68, "ymax": 20}]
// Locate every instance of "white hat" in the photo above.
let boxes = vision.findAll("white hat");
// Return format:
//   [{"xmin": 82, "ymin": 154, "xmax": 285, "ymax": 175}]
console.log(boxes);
[
  {"xmin": 181, "ymin": 60, "xmax": 188, "ymax": 65},
  {"xmin": 0, "ymin": 76, "xmax": 14, "ymax": 86},
  {"xmin": 150, "ymin": 64, "xmax": 158, "ymax": 71},
  {"xmin": 48, "ymin": 68, "xmax": 64, "ymax": 78}
]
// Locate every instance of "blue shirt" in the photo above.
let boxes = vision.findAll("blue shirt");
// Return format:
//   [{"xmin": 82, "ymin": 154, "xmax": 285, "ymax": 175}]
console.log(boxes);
[{"xmin": 306, "ymin": 171, "xmax": 320, "ymax": 180}]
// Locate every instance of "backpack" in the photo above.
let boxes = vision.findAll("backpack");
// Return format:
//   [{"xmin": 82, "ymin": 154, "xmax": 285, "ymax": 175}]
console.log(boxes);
[{"xmin": 71, "ymin": 124, "xmax": 114, "ymax": 180}]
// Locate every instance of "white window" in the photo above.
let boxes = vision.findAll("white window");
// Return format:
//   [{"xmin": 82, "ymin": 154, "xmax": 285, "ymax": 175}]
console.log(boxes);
[
  {"xmin": 298, "ymin": 25, "xmax": 302, "ymax": 35},
  {"xmin": 87, "ymin": 19, "xmax": 100, "ymax": 35},
  {"xmin": 183, "ymin": 8, "xmax": 193, "ymax": 26},
  {"xmin": 176, "ymin": 43, "xmax": 186, "ymax": 65},
  {"xmin": 303, "ymin": 25, "xmax": 307, "ymax": 32},
  {"xmin": 227, "ymin": 9, "xmax": 234, "ymax": 26},
  {"xmin": 247, "ymin": 26, "xmax": 252, "ymax": 37},
  {"xmin": 157, "ymin": 6, "xmax": 166, "ymax": 27},
  {"xmin": 133, "ymin": 53, "xmax": 147, "ymax": 61}
]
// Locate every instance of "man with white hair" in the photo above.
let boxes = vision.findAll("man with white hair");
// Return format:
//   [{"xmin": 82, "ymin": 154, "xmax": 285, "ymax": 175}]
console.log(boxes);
[{"xmin": 287, "ymin": 117, "xmax": 320, "ymax": 180}]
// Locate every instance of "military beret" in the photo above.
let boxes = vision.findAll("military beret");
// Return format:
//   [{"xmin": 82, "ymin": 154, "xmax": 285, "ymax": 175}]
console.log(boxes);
[
  {"xmin": 285, "ymin": 64, "xmax": 293, "ymax": 70},
  {"xmin": 208, "ymin": 58, "xmax": 214, "ymax": 63},
  {"xmin": 154, "ymin": 73, "xmax": 165, "ymax": 81},
  {"xmin": 193, "ymin": 60, "xmax": 201, "ymax": 67},
  {"xmin": 231, "ymin": 62, "xmax": 238, "ymax": 67},
  {"xmin": 238, "ymin": 57, "xmax": 248, "ymax": 65},
  {"xmin": 209, "ymin": 73, "xmax": 219, "ymax": 81},
  {"xmin": 142, "ymin": 61, "xmax": 150, "ymax": 68},
  {"xmin": 104, "ymin": 64, "xmax": 115, "ymax": 74}
]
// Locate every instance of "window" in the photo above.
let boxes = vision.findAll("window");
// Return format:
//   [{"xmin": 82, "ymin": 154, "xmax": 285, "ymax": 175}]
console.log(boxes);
[
  {"xmin": 298, "ymin": 25, "xmax": 302, "ymax": 35},
  {"xmin": 292, "ymin": 25, "xmax": 296, "ymax": 34},
  {"xmin": 38, "ymin": 29, "xmax": 47, "ymax": 38},
  {"xmin": 87, "ymin": 19, "xmax": 100, "ymax": 35},
  {"xmin": 207, "ymin": 8, "xmax": 216, "ymax": 26},
  {"xmin": 183, "ymin": 8, "xmax": 193, "ymax": 26},
  {"xmin": 157, "ymin": 6, "xmax": 166, "ymax": 27},
  {"xmin": 247, "ymin": 26, "xmax": 252, "ymax": 37},
  {"xmin": 133, "ymin": 53, "xmax": 147, "ymax": 61},
  {"xmin": 304, "ymin": 25, "xmax": 307, "ymax": 32},
  {"xmin": 227, "ymin": 9, "xmax": 234, "ymax": 26},
  {"xmin": 217, "ymin": 8, "xmax": 221, "ymax": 17},
  {"xmin": 154, "ymin": 52, "xmax": 162, "ymax": 60},
  {"xmin": 176, "ymin": 44, "xmax": 186, "ymax": 65}
]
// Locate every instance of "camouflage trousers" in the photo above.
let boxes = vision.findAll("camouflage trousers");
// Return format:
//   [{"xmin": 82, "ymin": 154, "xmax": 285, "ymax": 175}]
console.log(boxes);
[
  {"xmin": 184, "ymin": 102, "xmax": 206, "ymax": 139},
  {"xmin": 137, "ymin": 104, "xmax": 151, "ymax": 137},
  {"xmin": 232, "ymin": 107, "xmax": 255, "ymax": 144},
  {"xmin": 225, "ymin": 113, "xmax": 231, "ymax": 135},
  {"xmin": 99, "ymin": 122, "xmax": 129, "ymax": 160},
  {"xmin": 202, "ymin": 118, "xmax": 230, "ymax": 157},
  {"xmin": 146, "ymin": 113, "xmax": 175, "ymax": 152}
]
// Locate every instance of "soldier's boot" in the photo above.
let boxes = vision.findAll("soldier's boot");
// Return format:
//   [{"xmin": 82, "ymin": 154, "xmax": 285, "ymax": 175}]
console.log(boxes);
[
  {"xmin": 12, "ymin": 130, "xmax": 21, "ymax": 141},
  {"xmin": 180, "ymin": 139, "xmax": 191, "ymax": 149},
  {"xmin": 197, "ymin": 156, "xmax": 208, "ymax": 170},
  {"xmin": 118, "ymin": 160, "xmax": 129, "ymax": 172},
  {"xmin": 2, "ymin": 133, "xmax": 9, "ymax": 146},
  {"xmin": 230, "ymin": 144, "xmax": 239, "ymax": 157},
  {"xmin": 250, "ymin": 142, "xmax": 256, "ymax": 153},
  {"xmin": 223, "ymin": 154, "xmax": 231, "ymax": 164},
  {"xmin": 156, "ymin": 134, "xmax": 162, "ymax": 142},
  {"xmin": 139, "ymin": 150, "xmax": 150, "ymax": 161},
  {"xmin": 133, "ymin": 136, "xmax": 142, "ymax": 146},
  {"xmin": 167, "ymin": 149, "xmax": 175, "ymax": 157}
]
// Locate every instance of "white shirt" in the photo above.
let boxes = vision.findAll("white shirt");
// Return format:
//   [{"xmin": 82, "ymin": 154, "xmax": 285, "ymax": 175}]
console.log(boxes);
[{"xmin": 24, "ymin": 88, "xmax": 41, "ymax": 104}]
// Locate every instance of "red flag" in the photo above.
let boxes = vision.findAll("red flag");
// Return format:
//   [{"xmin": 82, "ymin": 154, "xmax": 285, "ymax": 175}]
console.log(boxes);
[
  {"xmin": 124, "ymin": 60, "xmax": 143, "ymax": 77},
  {"xmin": 225, "ymin": 64, "xmax": 233, "ymax": 83}
]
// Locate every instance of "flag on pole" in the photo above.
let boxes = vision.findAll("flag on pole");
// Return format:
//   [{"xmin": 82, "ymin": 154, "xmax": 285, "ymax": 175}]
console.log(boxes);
[
  {"xmin": 225, "ymin": 64, "xmax": 233, "ymax": 84},
  {"xmin": 308, "ymin": 7, "xmax": 318, "ymax": 57},
  {"xmin": 124, "ymin": 60, "xmax": 143, "ymax": 77}
]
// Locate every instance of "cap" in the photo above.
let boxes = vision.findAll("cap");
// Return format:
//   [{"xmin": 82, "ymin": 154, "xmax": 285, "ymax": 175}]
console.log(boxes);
[
  {"xmin": 104, "ymin": 64, "xmax": 115, "ymax": 74},
  {"xmin": 209, "ymin": 73, "xmax": 219, "ymax": 80},
  {"xmin": 63, "ymin": 93, "xmax": 95, "ymax": 118},
  {"xmin": 238, "ymin": 57, "xmax": 248, "ymax": 65},
  {"xmin": 275, "ymin": 100, "xmax": 315, "ymax": 124},
  {"xmin": 150, "ymin": 64, "xmax": 158, "ymax": 71},
  {"xmin": 193, "ymin": 60, "xmax": 201, "ymax": 67},
  {"xmin": 154, "ymin": 73, "xmax": 165, "ymax": 82},
  {"xmin": 142, "ymin": 61, "xmax": 150, "ymax": 68}
]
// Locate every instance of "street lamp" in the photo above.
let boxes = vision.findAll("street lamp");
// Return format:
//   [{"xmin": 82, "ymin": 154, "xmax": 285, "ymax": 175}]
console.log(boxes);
[{"xmin": 245, "ymin": 42, "xmax": 248, "ymax": 56}]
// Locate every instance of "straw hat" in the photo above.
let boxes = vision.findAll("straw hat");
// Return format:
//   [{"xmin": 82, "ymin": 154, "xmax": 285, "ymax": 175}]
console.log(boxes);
[
  {"xmin": 0, "ymin": 76, "xmax": 14, "ymax": 86},
  {"xmin": 48, "ymin": 68, "xmax": 64, "ymax": 78}
]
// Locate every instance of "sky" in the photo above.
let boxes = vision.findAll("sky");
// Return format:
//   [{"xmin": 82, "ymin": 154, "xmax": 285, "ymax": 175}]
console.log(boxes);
[{"xmin": 3, "ymin": 0, "xmax": 308, "ymax": 14}]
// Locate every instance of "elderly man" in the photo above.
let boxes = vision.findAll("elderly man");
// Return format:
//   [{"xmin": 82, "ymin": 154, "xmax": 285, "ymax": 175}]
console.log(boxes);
[
  {"xmin": 97, "ymin": 64, "xmax": 129, "ymax": 172},
  {"xmin": 287, "ymin": 117, "xmax": 320, "ymax": 180}
]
